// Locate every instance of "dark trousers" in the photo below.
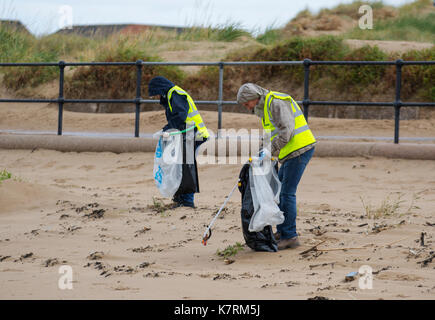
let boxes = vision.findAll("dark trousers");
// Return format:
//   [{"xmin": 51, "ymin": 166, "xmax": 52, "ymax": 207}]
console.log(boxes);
[{"xmin": 177, "ymin": 138, "xmax": 207, "ymax": 205}]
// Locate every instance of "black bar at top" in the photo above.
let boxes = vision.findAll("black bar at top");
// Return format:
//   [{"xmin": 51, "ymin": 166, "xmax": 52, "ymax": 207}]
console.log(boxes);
[
  {"xmin": 1, "ymin": 61, "xmax": 433, "ymax": 67},
  {"xmin": 58, "ymin": 61, "xmax": 65, "ymax": 135},
  {"xmin": 134, "ymin": 60, "xmax": 143, "ymax": 138}
]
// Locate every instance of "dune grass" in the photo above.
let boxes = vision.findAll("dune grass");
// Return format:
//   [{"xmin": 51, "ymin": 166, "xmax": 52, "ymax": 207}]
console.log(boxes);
[
  {"xmin": 0, "ymin": 0, "xmax": 433, "ymax": 104},
  {"xmin": 0, "ymin": 169, "xmax": 12, "ymax": 183},
  {"xmin": 345, "ymin": 12, "xmax": 435, "ymax": 43}
]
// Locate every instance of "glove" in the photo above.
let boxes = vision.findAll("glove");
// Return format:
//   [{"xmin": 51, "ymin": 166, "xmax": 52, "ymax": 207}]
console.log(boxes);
[
  {"xmin": 258, "ymin": 148, "xmax": 271, "ymax": 161},
  {"xmin": 258, "ymin": 150, "xmax": 266, "ymax": 161},
  {"xmin": 162, "ymin": 132, "xmax": 170, "ymax": 138}
]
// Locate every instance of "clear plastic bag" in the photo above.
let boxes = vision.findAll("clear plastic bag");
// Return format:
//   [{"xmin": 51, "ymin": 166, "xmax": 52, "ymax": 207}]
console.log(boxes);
[
  {"xmin": 153, "ymin": 134, "xmax": 183, "ymax": 198},
  {"xmin": 248, "ymin": 150, "xmax": 284, "ymax": 232}
]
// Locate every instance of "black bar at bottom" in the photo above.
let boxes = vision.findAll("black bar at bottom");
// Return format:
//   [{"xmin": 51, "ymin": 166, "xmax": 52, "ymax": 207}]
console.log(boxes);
[
  {"xmin": 134, "ymin": 104, "xmax": 140, "ymax": 138},
  {"xmin": 394, "ymin": 106, "xmax": 400, "ymax": 144},
  {"xmin": 57, "ymin": 103, "xmax": 63, "ymax": 135}
]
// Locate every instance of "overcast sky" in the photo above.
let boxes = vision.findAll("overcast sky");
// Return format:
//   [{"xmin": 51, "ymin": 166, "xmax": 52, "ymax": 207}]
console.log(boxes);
[{"xmin": 1, "ymin": 0, "xmax": 415, "ymax": 36}]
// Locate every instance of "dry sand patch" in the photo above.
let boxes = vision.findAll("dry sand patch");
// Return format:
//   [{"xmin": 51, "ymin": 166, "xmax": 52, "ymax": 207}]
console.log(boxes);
[{"xmin": 0, "ymin": 149, "xmax": 434, "ymax": 299}]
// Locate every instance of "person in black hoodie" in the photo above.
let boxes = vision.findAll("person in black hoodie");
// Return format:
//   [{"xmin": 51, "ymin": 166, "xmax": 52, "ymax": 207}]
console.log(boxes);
[{"xmin": 148, "ymin": 76, "xmax": 209, "ymax": 208}]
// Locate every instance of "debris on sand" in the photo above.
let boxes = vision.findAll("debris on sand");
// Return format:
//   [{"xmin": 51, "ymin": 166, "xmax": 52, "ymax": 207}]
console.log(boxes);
[
  {"xmin": 44, "ymin": 258, "xmax": 62, "ymax": 267},
  {"xmin": 309, "ymin": 262, "xmax": 336, "ymax": 270},
  {"xmin": 0, "ymin": 255, "xmax": 11, "ymax": 262},
  {"xmin": 420, "ymin": 232, "xmax": 426, "ymax": 247},
  {"xmin": 27, "ymin": 229, "xmax": 40, "ymax": 236},
  {"xmin": 87, "ymin": 251, "xmax": 104, "ymax": 260},
  {"xmin": 308, "ymin": 296, "xmax": 330, "ymax": 300},
  {"xmin": 371, "ymin": 224, "xmax": 391, "ymax": 234},
  {"xmin": 84, "ymin": 261, "xmax": 112, "ymax": 277},
  {"xmin": 134, "ymin": 226, "xmax": 151, "ymax": 237},
  {"xmin": 308, "ymin": 226, "xmax": 327, "ymax": 236},
  {"xmin": 130, "ymin": 246, "xmax": 154, "ymax": 253},
  {"xmin": 418, "ymin": 252, "xmax": 435, "ymax": 267},
  {"xmin": 84, "ymin": 209, "xmax": 105, "ymax": 219},
  {"xmin": 14, "ymin": 252, "xmax": 34, "ymax": 263},
  {"xmin": 113, "ymin": 265, "xmax": 135, "ymax": 273},
  {"xmin": 345, "ymin": 271, "xmax": 358, "ymax": 282},
  {"xmin": 130, "ymin": 207, "xmax": 147, "ymax": 213},
  {"xmin": 66, "ymin": 225, "xmax": 81, "ymax": 233},
  {"xmin": 372, "ymin": 266, "xmax": 392, "ymax": 275},
  {"xmin": 300, "ymin": 240, "xmax": 326, "ymax": 256},
  {"xmin": 21, "ymin": 252, "xmax": 33, "ymax": 259},
  {"xmin": 137, "ymin": 262, "xmax": 153, "ymax": 269},
  {"xmin": 147, "ymin": 197, "xmax": 173, "ymax": 214},
  {"xmin": 213, "ymin": 273, "xmax": 236, "ymax": 281}
]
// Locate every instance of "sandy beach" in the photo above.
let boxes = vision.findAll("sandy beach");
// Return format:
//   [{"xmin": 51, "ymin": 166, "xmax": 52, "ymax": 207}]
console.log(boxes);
[{"xmin": 1, "ymin": 147, "xmax": 434, "ymax": 299}]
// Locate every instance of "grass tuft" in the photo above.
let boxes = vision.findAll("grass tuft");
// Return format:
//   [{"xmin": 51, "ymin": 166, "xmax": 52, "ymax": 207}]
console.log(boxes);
[
  {"xmin": 0, "ymin": 169, "xmax": 12, "ymax": 183},
  {"xmin": 216, "ymin": 242, "xmax": 245, "ymax": 259},
  {"xmin": 359, "ymin": 191, "xmax": 423, "ymax": 219}
]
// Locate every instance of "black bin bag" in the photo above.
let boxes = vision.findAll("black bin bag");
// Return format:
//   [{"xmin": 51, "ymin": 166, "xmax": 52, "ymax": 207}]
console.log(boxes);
[
  {"xmin": 238, "ymin": 163, "xmax": 278, "ymax": 252},
  {"xmin": 174, "ymin": 129, "xmax": 199, "ymax": 196}
]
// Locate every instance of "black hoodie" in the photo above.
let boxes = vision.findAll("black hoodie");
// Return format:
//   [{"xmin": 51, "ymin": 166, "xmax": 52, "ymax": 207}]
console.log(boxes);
[{"xmin": 148, "ymin": 76, "xmax": 188, "ymax": 131}]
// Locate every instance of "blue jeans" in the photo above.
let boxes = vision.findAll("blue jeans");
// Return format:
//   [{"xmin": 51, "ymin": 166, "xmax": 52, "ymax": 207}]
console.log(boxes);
[
  {"xmin": 276, "ymin": 147, "xmax": 314, "ymax": 239},
  {"xmin": 178, "ymin": 138, "xmax": 207, "ymax": 206}
]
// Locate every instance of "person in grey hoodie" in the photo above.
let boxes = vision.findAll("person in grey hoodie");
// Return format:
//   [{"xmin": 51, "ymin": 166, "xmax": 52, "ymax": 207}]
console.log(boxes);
[{"xmin": 237, "ymin": 83, "xmax": 316, "ymax": 250}]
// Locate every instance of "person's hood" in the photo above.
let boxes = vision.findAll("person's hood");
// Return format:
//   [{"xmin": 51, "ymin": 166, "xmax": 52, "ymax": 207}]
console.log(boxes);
[
  {"xmin": 148, "ymin": 76, "xmax": 174, "ymax": 97},
  {"xmin": 236, "ymin": 83, "xmax": 269, "ymax": 118}
]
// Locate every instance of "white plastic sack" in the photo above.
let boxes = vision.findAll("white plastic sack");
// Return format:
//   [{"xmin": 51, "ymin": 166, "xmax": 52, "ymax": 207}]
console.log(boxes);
[
  {"xmin": 248, "ymin": 151, "xmax": 284, "ymax": 232},
  {"xmin": 153, "ymin": 133, "xmax": 183, "ymax": 198}
]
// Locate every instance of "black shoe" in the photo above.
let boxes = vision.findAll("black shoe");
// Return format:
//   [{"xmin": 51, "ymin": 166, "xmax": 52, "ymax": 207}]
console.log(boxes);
[
  {"xmin": 182, "ymin": 202, "xmax": 195, "ymax": 208},
  {"xmin": 170, "ymin": 201, "xmax": 195, "ymax": 209}
]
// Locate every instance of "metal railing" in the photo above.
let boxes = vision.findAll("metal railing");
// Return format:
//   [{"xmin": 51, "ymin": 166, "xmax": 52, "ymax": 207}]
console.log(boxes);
[{"xmin": 0, "ymin": 59, "xmax": 434, "ymax": 143}]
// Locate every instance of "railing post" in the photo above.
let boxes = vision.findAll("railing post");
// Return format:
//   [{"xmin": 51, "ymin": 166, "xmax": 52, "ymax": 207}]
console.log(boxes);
[
  {"xmin": 135, "ymin": 60, "xmax": 143, "ymax": 138},
  {"xmin": 394, "ymin": 59, "xmax": 403, "ymax": 144},
  {"xmin": 303, "ymin": 59, "xmax": 311, "ymax": 122},
  {"xmin": 57, "ymin": 60, "xmax": 65, "ymax": 135},
  {"xmin": 218, "ymin": 62, "xmax": 224, "ymax": 137}
]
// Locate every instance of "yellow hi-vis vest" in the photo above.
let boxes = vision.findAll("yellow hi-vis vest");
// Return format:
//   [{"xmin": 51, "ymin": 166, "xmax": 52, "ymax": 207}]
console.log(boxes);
[
  {"xmin": 262, "ymin": 91, "xmax": 316, "ymax": 160},
  {"xmin": 167, "ymin": 85, "xmax": 210, "ymax": 139}
]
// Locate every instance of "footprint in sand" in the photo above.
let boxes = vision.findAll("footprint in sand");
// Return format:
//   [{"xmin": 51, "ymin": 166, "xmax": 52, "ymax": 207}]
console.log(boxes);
[
  {"xmin": 79, "ymin": 165, "xmax": 95, "ymax": 171},
  {"xmin": 41, "ymin": 161, "xmax": 56, "ymax": 168}
]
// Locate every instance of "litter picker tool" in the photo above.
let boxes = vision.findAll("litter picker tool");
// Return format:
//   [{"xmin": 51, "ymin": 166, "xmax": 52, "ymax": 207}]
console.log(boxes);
[{"xmin": 202, "ymin": 178, "xmax": 240, "ymax": 246}]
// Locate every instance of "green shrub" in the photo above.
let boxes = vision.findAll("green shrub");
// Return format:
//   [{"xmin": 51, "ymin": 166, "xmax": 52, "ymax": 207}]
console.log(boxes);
[
  {"xmin": 400, "ymin": 48, "xmax": 435, "ymax": 100},
  {"xmin": 0, "ymin": 25, "xmax": 60, "ymax": 90},
  {"xmin": 335, "ymin": 45, "xmax": 388, "ymax": 89},
  {"xmin": 3, "ymin": 51, "xmax": 59, "ymax": 90},
  {"xmin": 0, "ymin": 26, "xmax": 33, "ymax": 63},
  {"xmin": 65, "ymin": 39, "xmax": 185, "ymax": 99}
]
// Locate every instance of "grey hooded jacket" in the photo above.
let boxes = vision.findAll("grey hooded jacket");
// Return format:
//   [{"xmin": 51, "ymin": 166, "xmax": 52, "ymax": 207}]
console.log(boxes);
[{"xmin": 237, "ymin": 83, "xmax": 316, "ymax": 163}]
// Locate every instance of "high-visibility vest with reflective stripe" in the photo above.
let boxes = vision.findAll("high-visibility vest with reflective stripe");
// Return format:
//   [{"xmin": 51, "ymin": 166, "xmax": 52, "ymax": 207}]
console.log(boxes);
[
  {"xmin": 262, "ymin": 91, "xmax": 316, "ymax": 160},
  {"xmin": 167, "ymin": 85, "xmax": 210, "ymax": 139}
]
